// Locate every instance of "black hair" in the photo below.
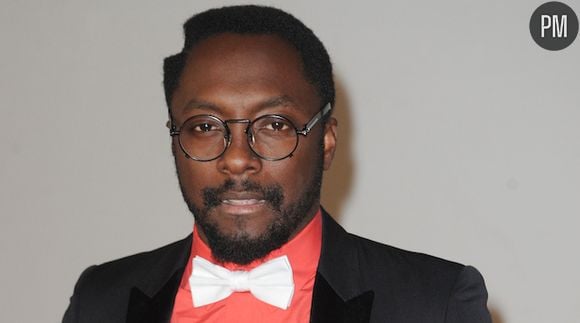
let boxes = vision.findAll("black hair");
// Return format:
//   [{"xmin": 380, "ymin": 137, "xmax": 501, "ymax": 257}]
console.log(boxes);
[{"xmin": 162, "ymin": 5, "xmax": 334, "ymax": 114}]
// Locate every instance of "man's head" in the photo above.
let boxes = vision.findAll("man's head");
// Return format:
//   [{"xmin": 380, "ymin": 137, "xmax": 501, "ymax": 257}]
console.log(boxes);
[{"xmin": 164, "ymin": 5, "xmax": 337, "ymax": 265}]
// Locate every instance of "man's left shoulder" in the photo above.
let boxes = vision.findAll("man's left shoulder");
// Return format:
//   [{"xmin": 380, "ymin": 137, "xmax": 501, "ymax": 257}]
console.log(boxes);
[
  {"xmin": 348, "ymin": 232, "xmax": 467, "ymax": 279},
  {"xmin": 320, "ymin": 211, "xmax": 482, "ymax": 287},
  {"xmin": 345, "ymin": 233, "xmax": 491, "ymax": 322}
]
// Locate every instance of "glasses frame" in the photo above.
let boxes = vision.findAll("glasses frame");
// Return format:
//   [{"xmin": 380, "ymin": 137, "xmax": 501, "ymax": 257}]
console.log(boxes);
[{"xmin": 167, "ymin": 102, "xmax": 332, "ymax": 162}]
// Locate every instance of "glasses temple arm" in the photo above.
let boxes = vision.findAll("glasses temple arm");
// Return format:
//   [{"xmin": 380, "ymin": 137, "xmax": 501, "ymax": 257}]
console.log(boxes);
[{"xmin": 300, "ymin": 103, "xmax": 332, "ymax": 135}]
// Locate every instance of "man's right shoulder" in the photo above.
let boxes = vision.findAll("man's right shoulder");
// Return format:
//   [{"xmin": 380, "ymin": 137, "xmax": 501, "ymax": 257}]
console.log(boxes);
[
  {"xmin": 80, "ymin": 234, "xmax": 192, "ymax": 288},
  {"xmin": 63, "ymin": 235, "xmax": 192, "ymax": 323}
]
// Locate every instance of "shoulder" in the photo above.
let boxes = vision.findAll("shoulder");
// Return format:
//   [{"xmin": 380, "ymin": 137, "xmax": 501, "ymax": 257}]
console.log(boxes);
[
  {"xmin": 348, "ymin": 232, "xmax": 465, "ymax": 280},
  {"xmin": 320, "ymin": 211, "xmax": 468, "ymax": 284},
  {"xmin": 342, "ymin": 233, "xmax": 490, "ymax": 322},
  {"xmin": 79, "ymin": 235, "xmax": 191, "ymax": 287},
  {"xmin": 321, "ymin": 211, "xmax": 467, "ymax": 285},
  {"xmin": 63, "ymin": 236, "xmax": 191, "ymax": 322}
]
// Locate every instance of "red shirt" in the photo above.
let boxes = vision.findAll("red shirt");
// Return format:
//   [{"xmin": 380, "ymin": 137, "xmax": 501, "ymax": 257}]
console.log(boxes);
[{"xmin": 171, "ymin": 210, "xmax": 323, "ymax": 323}]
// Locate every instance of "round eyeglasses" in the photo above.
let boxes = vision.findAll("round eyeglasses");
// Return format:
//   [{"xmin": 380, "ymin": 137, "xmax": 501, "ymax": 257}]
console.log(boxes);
[{"xmin": 168, "ymin": 103, "xmax": 332, "ymax": 161}]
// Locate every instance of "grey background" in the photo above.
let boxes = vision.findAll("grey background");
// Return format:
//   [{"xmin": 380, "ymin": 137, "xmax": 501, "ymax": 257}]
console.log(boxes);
[{"xmin": 1, "ymin": 1, "xmax": 579, "ymax": 322}]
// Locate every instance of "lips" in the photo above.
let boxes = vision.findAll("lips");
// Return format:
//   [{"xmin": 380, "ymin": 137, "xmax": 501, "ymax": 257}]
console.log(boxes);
[
  {"xmin": 220, "ymin": 191, "xmax": 265, "ymax": 203},
  {"xmin": 222, "ymin": 199, "xmax": 265, "ymax": 205},
  {"xmin": 201, "ymin": 180, "xmax": 284, "ymax": 212},
  {"xmin": 218, "ymin": 191, "xmax": 267, "ymax": 214}
]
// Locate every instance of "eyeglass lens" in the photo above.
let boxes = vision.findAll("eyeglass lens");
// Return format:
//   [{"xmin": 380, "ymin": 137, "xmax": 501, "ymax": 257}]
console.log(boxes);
[{"xmin": 179, "ymin": 115, "xmax": 299, "ymax": 161}]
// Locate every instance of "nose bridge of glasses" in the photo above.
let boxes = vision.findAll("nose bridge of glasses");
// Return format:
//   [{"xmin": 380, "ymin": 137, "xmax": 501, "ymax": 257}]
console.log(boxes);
[
  {"xmin": 224, "ymin": 118, "xmax": 251, "ymax": 129},
  {"xmin": 223, "ymin": 118, "xmax": 254, "ymax": 144}
]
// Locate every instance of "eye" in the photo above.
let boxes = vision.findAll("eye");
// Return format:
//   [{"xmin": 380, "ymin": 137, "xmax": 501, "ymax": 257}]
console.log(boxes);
[
  {"xmin": 195, "ymin": 123, "xmax": 214, "ymax": 132},
  {"xmin": 183, "ymin": 117, "xmax": 223, "ymax": 136},
  {"xmin": 268, "ymin": 121, "xmax": 289, "ymax": 131}
]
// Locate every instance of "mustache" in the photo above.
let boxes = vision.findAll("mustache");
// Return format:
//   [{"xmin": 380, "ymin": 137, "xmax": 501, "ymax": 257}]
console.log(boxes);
[{"xmin": 202, "ymin": 179, "xmax": 284, "ymax": 211}]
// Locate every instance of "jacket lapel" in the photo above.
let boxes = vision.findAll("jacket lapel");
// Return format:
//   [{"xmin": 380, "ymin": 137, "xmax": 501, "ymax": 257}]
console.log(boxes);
[
  {"xmin": 126, "ymin": 235, "xmax": 192, "ymax": 323},
  {"xmin": 310, "ymin": 210, "xmax": 374, "ymax": 323},
  {"xmin": 310, "ymin": 272, "xmax": 374, "ymax": 323},
  {"xmin": 126, "ymin": 270, "xmax": 183, "ymax": 323}
]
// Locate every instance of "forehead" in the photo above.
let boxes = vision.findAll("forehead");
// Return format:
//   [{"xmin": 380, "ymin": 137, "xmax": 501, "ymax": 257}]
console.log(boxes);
[{"xmin": 171, "ymin": 33, "xmax": 319, "ymax": 118}]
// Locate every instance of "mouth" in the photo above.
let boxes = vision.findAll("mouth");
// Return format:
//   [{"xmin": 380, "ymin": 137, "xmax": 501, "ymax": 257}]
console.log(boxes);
[
  {"xmin": 218, "ymin": 192, "xmax": 267, "ymax": 215},
  {"xmin": 222, "ymin": 199, "xmax": 266, "ymax": 206}
]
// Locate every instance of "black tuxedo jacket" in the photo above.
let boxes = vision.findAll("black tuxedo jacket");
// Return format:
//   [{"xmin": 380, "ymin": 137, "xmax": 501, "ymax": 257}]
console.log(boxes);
[{"xmin": 63, "ymin": 210, "xmax": 491, "ymax": 322}]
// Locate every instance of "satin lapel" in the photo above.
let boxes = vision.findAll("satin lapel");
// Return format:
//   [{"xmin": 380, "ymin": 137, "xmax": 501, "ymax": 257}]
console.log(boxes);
[
  {"xmin": 126, "ymin": 270, "xmax": 183, "ymax": 323},
  {"xmin": 310, "ymin": 209, "xmax": 374, "ymax": 323},
  {"xmin": 126, "ymin": 235, "xmax": 192, "ymax": 323},
  {"xmin": 310, "ymin": 273, "xmax": 374, "ymax": 323}
]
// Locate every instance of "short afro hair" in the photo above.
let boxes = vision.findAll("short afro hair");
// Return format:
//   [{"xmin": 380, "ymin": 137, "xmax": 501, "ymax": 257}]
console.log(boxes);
[{"xmin": 162, "ymin": 5, "xmax": 334, "ymax": 113}]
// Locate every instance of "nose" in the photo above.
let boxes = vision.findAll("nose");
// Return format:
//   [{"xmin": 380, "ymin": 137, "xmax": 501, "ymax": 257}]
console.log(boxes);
[{"xmin": 217, "ymin": 122, "xmax": 262, "ymax": 176}]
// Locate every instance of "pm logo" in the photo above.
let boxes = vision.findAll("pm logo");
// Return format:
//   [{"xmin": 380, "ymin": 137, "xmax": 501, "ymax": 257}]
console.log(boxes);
[{"xmin": 530, "ymin": 1, "xmax": 578, "ymax": 50}]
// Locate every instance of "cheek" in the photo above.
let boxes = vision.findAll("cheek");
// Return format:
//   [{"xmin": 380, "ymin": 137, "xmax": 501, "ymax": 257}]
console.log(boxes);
[
  {"xmin": 174, "ymin": 153, "xmax": 213, "ymax": 201},
  {"xmin": 268, "ymin": 161, "xmax": 305, "ymax": 190},
  {"xmin": 269, "ymin": 137, "xmax": 321, "ymax": 199}
]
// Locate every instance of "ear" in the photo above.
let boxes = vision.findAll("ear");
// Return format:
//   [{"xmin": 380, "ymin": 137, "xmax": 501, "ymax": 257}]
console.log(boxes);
[
  {"xmin": 167, "ymin": 119, "xmax": 178, "ymax": 157},
  {"xmin": 322, "ymin": 117, "xmax": 338, "ymax": 171},
  {"xmin": 171, "ymin": 138, "xmax": 177, "ymax": 156}
]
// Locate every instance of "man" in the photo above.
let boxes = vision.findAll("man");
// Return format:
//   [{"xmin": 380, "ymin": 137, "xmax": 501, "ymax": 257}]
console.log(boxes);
[{"xmin": 63, "ymin": 5, "xmax": 491, "ymax": 323}]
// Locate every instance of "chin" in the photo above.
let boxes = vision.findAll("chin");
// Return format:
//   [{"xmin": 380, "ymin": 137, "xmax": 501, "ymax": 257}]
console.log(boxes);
[
  {"xmin": 197, "ymin": 213, "xmax": 295, "ymax": 265},
  {"xmin": 212, "ymin": 215, "xmax": 275, "ymax": 241}
]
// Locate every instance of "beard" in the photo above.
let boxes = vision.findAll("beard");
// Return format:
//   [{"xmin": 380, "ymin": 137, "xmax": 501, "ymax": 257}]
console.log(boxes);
[{"xmin": 177, "ymin": 140, "xmax": 325, "ymax": 265}]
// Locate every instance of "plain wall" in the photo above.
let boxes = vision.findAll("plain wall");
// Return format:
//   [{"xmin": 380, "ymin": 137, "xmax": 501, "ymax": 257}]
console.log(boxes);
[{"xmin": 1, "ymin": 1, "xmax": 579, "ymax": 322}]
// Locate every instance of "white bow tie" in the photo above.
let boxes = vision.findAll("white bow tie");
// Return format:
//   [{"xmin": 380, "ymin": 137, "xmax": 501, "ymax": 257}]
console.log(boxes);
[{"xmin": 189, "ymin": 255, "xmax": 295, "ymax": 309}]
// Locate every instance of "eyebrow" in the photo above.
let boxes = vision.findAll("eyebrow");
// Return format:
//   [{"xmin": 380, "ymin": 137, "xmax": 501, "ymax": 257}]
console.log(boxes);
[
  {"xmin": 182, "ymin": 95, "xmax": 298, "ymax": 114},
  {"xmin": 258, "ymin": 95, "xmax": 297, "ymax": 109},
  {"xmin": 182, "ymin": 99, "xmax": 221, "ymax": 114}
]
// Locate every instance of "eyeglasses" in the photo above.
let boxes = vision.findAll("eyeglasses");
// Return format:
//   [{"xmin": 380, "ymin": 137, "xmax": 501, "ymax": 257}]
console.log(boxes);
[{"xmin": 168, "ymin": 103, "xmax": 332, "ymax": 161}]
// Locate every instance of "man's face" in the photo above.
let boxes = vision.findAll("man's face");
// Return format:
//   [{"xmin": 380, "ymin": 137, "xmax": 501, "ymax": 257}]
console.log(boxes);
[{"xmin": 170, "ymin": 33, "xmax": 337, "ymax": 265}]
